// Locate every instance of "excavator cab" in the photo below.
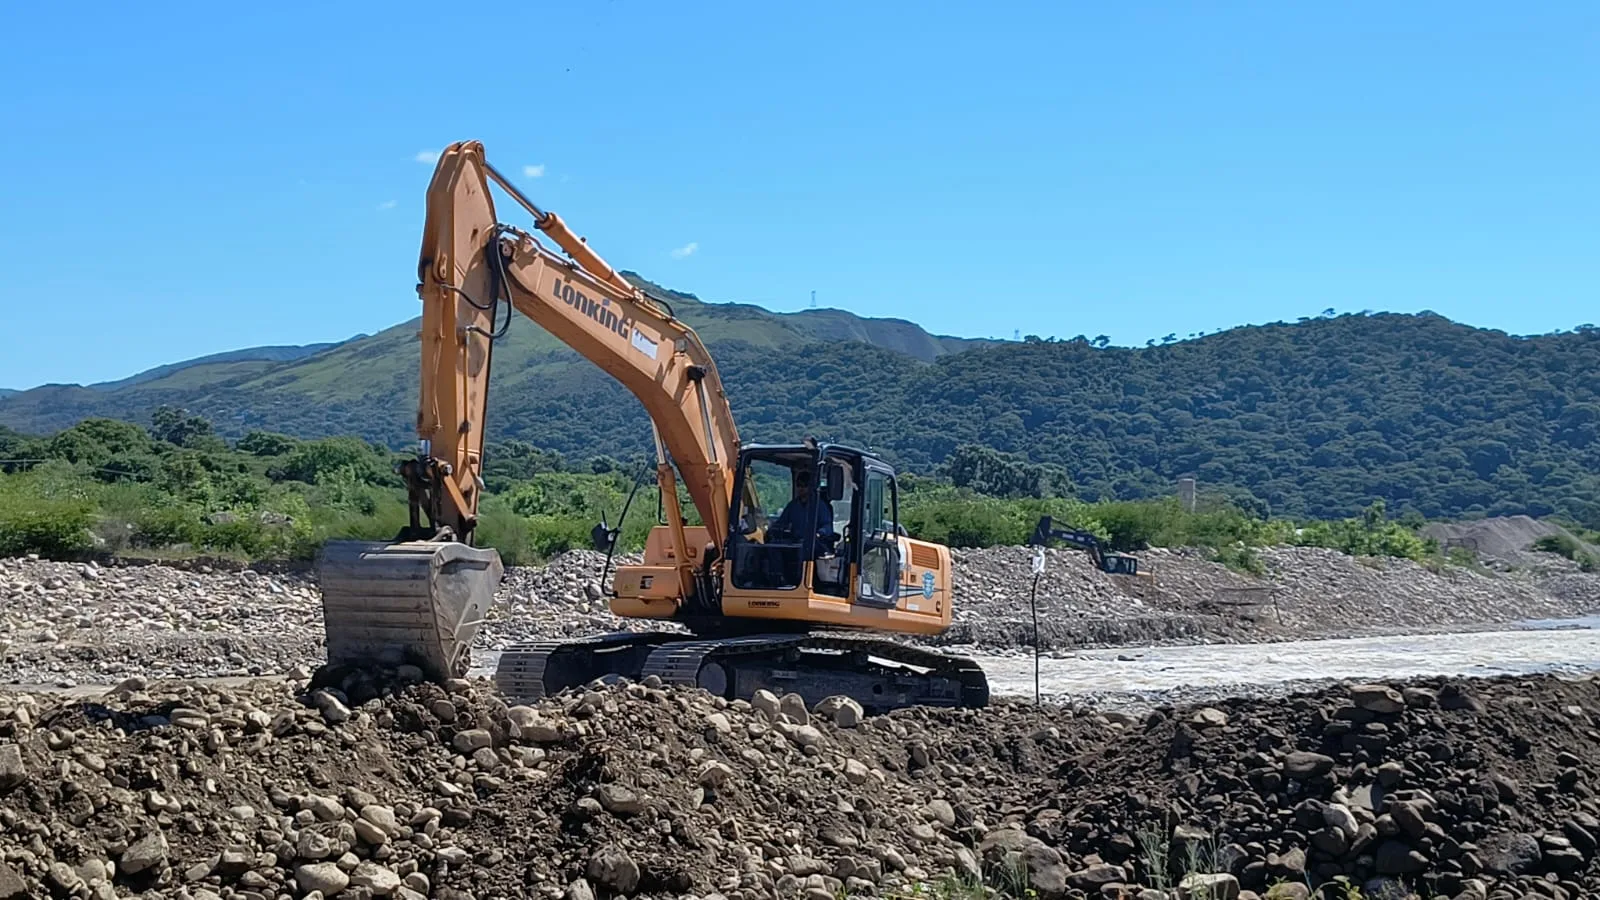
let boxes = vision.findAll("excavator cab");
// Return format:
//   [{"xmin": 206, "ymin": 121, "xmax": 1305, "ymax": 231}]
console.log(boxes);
[
  {"xmin": 727, "ymin": 446, "xmax": 840, "ymax": 591},
  {"xmin": 722, "ymin": 442, "xmax": 909, "ymax": 610}
]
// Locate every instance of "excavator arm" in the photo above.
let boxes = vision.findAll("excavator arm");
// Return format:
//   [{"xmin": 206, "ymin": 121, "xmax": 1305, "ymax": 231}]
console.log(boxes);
[
  {"xmin": 317, "ymin": 140, "xmax": 741, "ymax": 682},
  {"xmin": 409, "ymin": 140, "xmax": 739, "ymax": 550}
]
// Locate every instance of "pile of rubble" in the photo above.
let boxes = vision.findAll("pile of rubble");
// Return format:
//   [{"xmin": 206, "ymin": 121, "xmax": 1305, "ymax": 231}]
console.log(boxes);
[
  {"xmin": 4, "ymin": 668, "xmax": 1600, "ymax": 899},
  {"xmin": 0, "ymin": 557, "xmax": 322, "ymax": 686},
  {"xmin": 940, "ymin": 544, "xmax": 1600, "ymax": 651},
  {"xmin": 2, "ymin": 543, "xmax": 1597, "ymax": 686},
  {"xmin": 476, "ymin": 551, "xmax": 683, "ymax": 650}
]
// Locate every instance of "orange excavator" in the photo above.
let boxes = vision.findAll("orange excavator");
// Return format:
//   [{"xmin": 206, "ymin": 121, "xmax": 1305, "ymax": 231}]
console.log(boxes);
[{"xmin": 316, "ymin": 140, "xmax": 988, "ymax": 713}]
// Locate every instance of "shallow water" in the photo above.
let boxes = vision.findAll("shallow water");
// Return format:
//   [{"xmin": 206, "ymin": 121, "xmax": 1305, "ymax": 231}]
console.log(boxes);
[{"xmin": 470, "ymin": 616, "xmax": 1600, "ymax": 702}]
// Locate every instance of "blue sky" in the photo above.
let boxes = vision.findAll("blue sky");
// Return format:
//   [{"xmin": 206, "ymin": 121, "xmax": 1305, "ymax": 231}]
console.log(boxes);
[{"xmin": 1, "ymin": 1, "xmax": 1596, "ymax": 389}]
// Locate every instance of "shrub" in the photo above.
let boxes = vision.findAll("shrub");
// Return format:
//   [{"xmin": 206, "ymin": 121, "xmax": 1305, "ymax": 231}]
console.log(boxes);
[
  {"xmin": 0, "ymin": 501, "xmax": 94, "ymax": 557},
  {"xmin": 133, "ymin": 507, "xmax": 204, "ymax": 548},
  {"xmin": 1212, "ymin": 544, "xmax": 1266, "ymax": 576},
  {"xmin": 276, "ymin": 437, "xmax": 393, "ymax": 486},
  {"xmin": 1534, "ymin": 533, "xmax": 1583, "ymax": 560}
]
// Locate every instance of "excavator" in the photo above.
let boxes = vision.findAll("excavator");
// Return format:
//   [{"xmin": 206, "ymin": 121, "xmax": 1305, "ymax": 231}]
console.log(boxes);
[{"xmin": 315, "ymin": 140, "xmax": 989, "ymax": 714}]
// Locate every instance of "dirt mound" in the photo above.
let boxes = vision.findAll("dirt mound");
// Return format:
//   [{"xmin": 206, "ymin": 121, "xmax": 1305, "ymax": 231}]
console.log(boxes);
[
  {"xmin": 945, "ymin": 543, "xmax": 1600, "ymax": 651},
  {"xmin": 1422, "ymin": 515, "xmax": 1598, "ymax": 568},
  {"xmin": 4, "ymin": 668, "xmax": 1600, "ymax": 899}
]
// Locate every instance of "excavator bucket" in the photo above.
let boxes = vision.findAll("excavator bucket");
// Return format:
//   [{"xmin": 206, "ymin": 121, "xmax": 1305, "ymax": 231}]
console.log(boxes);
[{"xmin": 315, "ymin": 539, "xmax": 504, "ymax": 682}]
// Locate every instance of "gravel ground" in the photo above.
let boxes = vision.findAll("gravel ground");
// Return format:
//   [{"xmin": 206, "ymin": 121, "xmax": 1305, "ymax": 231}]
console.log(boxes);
[
  {"xmin": 5, "ymin": 666, "xmax": 1600, "ymax": 899},
  {"xmin": 1, "ymin": 545, "xmax": 1596, "ymax": 686}
]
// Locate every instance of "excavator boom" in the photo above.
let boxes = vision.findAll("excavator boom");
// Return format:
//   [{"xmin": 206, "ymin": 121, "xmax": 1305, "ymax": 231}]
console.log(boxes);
[{"xmin": 315, "ymin": 140, "xmax": 740, "ymax": 678}]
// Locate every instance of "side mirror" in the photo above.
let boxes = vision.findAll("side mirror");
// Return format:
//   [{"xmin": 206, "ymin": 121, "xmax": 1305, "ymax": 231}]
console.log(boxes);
[
  {"xmin": 591, "ymin": 522, "xmax": 614, "ymax": 553},
  {"xmin": 826, "ymin": 463, "xmax": 846, "ymax": 502}
]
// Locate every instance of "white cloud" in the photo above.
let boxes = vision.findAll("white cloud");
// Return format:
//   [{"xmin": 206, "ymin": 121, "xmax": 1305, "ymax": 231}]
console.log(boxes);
[
  {"xmin": 376, "ymin": 200, "xmax": 397, "ymax": 211},
  {"xmin": 670, "ymin": 241, "xmax": 699, "ymax": 259},
  {"xmin": 522, "ymin": 164, "xmax": 546, "ymax": 178},
  {"xmin": 414, "ymin": 150, "xmax": 439, "ymax": 164}
]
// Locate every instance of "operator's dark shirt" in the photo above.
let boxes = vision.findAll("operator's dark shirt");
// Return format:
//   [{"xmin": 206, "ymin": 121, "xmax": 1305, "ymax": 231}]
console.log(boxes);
[{"xmin": 774, "ymin": 492, "xmax": 835, "ymax": 543}]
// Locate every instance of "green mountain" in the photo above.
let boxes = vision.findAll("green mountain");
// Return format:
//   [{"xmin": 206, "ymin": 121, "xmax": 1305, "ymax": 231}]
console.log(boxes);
[
  {"xmin": 0, "ymin": 271, "xmax": 993, "ymax": 444},
  {"xmin": 85, "ymin": 341, "xmax": 355, "ymax": 392},
  {"xmin": 2, "ymin": 284, "xmax": 1597, "ymax": 527}
]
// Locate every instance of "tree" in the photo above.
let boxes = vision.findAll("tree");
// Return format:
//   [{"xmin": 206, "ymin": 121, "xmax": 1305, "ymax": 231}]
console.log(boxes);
[
  {"xmin": 939, "ymin": 445, "xmax": 1074, "ymax": 499},
  {"xmin": 236, "ymin": 431, "xmax": 299, "ymax": 456},
  {"xmin": 274, "ymin": 437, "xmax": 392, "ymax": 485},
  {"xmin": 149, "ymin": 405, "xmax": 216, "ymax": 449}
]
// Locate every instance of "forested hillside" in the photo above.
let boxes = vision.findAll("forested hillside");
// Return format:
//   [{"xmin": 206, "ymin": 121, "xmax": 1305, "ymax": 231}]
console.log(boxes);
[{"xmin": 3, "ymin": 306, "xmax": 1597, "ymax": 527}]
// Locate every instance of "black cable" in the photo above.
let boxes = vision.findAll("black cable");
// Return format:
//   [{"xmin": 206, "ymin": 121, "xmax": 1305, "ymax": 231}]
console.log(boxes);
[
  {"xmin": 599, "ymin": 458, "xmax": 653, "ymax": 597},
  {"xmin": 1030, "ymin": 571, "xmax": 1042, "ymax": 706}
]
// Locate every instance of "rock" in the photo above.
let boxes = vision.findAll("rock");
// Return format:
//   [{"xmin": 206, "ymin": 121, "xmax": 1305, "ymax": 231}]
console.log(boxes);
[
  {"xmin": 922, "ymin": 799, "xmax": 958, "ymax": 827},
  {"xmin": 698, "ymin": 760, "xmax": 734, "ymax": 788},
  {"xmin": 1402, "ymin": 686, "xmax": 1438, "ymax": 708},
  {"xmin": 353, "ymin": 817, "xmax": 389, "ymax": 845},
  {"xmin": 303, "ymin": 794, "xmax": 344, "ymax": 821},
  {"xmin": 815, "ymin": 695, "xmax": 865, "ymax": 728},
  {"xmin": 0, "ymin": 865, "xmax": 26, "ymax": 900},
  {"xmin": 751, "ymin": 690, "xmax": 782, "ymax": 718},
  {"xmin": 1374, "ymin": 840, "xmax": 1428, "ymax": 875},
  {"xmin": 1439, "ymin": 683, "xmax": 1486, "ymax": 713},
  {"xmin": 564, "ymin": 878, "xmax": 596, "ymax": 900},
  {"xmin": 1265, "ymin": 884, "xmax": 1310, "ymax": 900},
  {"xmin": 47, "ymin": 862, "xmax": 82, "ymax": 892},
  {"xmin": 506, "ymin": 705, "xmax": 540, "ymax": 730},
  {"xmin": 1268, "ymin": 847, "xmax": 1307, "ymax": 875},
  {"xmin": 779, "ymin": 692, "xmax": 810, "ymax": 724},
  {"xmin": 1562, "ymin": 819, "xmax": 1597, "ymax": 857},
  {"xmin": 705, "ymin": 712, "xmax": 732, "ymax": 735},
  {"xmin": 310, "ymin": 689, "xmax": 351, "ymax": 724},
  {"xmin": 1191, "ymin": 707, "xmax": 1229, "ymax": 728},
  {"xmin": 361, "ymin": 804, "xmax": 399, "ymax": 835},
  {"xmin": 74, "ymin": 859, "xmax": 108, "ymax": 885},
  {"xmin": 1283, "ymin": 751, "xmax": 1335, "ymax": 778},
  {"xmin": 297, "ymin": 829, "xmax": 334, "ymax": 860},
  {"xmin": 296, "ymin": 862, "xmax": 351, "ymax": 895},
  {"xmin": 349, "ymin": 861, "xmax": 403, "ymax": 895},
  {"xmin": 1179, "ymin": 873, "xmax": 1239, "ymax": 900},
  {"xmin": 587, "ymin": 845, "xmax": 641, "ymax": 894},
  {"xmin": 1390, "ymin": 799, "xmax": 1428, "ymax": 840},
  {"xmin": 595, "ymin": 783, "xmax": 646, "ymax": 815},
  {"xmin": 120, "ymin": 831, "xmax": 168, "ymax": 874},
  {"xmin": 1323, "ymin": 803, "xmax": 1359, "ymax": 839},
  {"xmin": 452, "ymin": 728, "xmax": 493, "ymax": 752},
  {"xmin": 793, "ymin": 725, "xmax": 825, "ymax": 748},
  {"xmin": 1350, "ymin": 683, "xmax": 1406, "ymax": 714},
  {"xmin": 0, "ymin": 745, "xmax": 24, "ymax": 790},
  {"xmin": 1068, "ymin": 863, "xmax": 1126, "ymax": 891}
]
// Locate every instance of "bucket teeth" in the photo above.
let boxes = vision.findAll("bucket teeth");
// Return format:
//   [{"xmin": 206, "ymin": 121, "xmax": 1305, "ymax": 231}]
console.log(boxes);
[{"xmin": 315, "ymin": 539, "xmax": 503, "ymax": 682}]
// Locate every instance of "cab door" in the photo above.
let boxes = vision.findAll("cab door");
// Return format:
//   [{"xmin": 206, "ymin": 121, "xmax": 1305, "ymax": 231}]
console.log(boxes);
[{"xmin": 855, "ymin": 463, "xmax": 901, "ymax": 608}]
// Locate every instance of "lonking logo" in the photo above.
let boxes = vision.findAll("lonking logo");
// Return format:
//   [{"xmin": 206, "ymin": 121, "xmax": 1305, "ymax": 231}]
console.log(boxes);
[{"xmin": 553, "ymin": 277, "xmax": 632, "ymax": 339}]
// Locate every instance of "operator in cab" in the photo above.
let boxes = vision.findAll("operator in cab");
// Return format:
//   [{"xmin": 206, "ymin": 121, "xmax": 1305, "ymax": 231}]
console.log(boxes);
[{"xmin": 773, "ymin": 467, "xmax": 836, "ymax": 554}]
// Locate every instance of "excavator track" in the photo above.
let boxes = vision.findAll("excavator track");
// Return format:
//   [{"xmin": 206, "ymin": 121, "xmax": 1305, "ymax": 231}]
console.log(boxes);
[
  {"xmin": 492, "ymin": 632, "xmax": 681, "ymax": 703},
  {"xmin": 639, "ymin": 633, "xmax": 988, "ymax": 714},
  {"xmin": 492, "ymin": 629, "xmax": 987, "ymax": 714}
]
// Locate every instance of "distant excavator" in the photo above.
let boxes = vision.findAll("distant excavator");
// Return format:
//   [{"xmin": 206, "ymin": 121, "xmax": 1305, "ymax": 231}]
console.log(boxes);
[
  {"xmin": 316, "ymin": 140, "xmax": 988, "ymax": 713},
  {"xmin": 1028, "ymin": 516, "xmax": 1141, "ymax": 576}
]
